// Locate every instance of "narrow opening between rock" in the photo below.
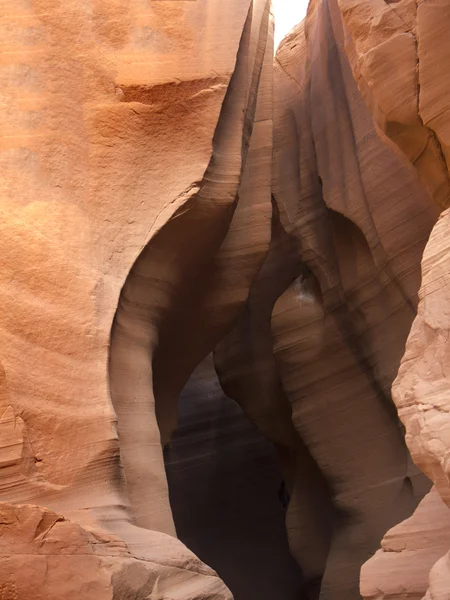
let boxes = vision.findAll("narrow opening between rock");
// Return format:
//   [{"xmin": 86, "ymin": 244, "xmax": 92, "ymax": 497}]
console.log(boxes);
[{"xmin": 163, "ymin": 356, "xmax": 306, "ymax": 600}]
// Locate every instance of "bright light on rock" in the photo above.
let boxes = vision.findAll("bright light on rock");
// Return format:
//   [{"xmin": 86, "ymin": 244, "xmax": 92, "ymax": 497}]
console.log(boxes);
[{"xmin": 272, "ymin": 0, "xmax": 309, "ymax": 50}]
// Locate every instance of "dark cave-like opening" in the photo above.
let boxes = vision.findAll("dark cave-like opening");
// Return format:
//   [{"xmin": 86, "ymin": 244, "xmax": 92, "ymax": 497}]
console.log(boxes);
[{"xmin": 163, "ymin": 356, "xmax": 305, "ymax": 600}]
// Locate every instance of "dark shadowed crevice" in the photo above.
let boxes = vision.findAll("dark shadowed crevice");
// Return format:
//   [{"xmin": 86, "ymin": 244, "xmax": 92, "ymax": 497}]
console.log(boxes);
[
  {"xmin": 164, "ymin": 355, "xmax": 306, "ymax": 600},
  {"xmin": 214, "ymin": 201, "xmax": 336, "ymax": 599}
]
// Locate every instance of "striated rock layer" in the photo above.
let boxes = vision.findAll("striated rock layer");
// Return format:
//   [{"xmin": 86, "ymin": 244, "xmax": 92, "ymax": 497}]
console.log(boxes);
[
  {"xmin": 0, "ymin": 502, "xmax": 231, "ymax": 600},
  {"xmin": 164, "ymin": 354, "xmax": 305, "ymax": 600},
  {"xmin": 360, "ymin": 210, "xmax": 450, "ymax": 600},
  {"xmin": 2, "ymin": 0, "xmax": 450, "ymax": 598},
  {"xmin": 252, "ymin": 0, "xmax": 437, "ymax": 597},
  {"xmin": 338, "ymin": 1, "xmax": 450, "ymax": 598},
  {"xmin": 361, "ymin": 487, "xmax": 450, "ymax": 600},
  {"xmin": 0, "ymin": 0, "xmax": 272, "ymax": 597},
  {"xmin": 339, "ymin": 0, "xmax": 450, "ymax": 208}
]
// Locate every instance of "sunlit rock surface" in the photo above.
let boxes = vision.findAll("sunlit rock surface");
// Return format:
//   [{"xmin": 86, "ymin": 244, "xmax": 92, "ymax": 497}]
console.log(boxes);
[
  {"xmin": 361, "ymin": 487, "xmax": 450, "ymax": 600},
  {"xmin": 2, "ymin": 0, "xmax": 450, "ymax": 598},
  {"xmin": 392, "ymin": 207, "xmax": 450, "ymax": 600},
  {"xmin": 337, "ymin": 1, "xmax": 450, "ymax": 597},
  {"xmin": 0, "ymin": 0, "xmax": 272, "ymax": 596},
  {"xmin": 339, "ymin": 0, "xmax": 450, "ymax": 208}
]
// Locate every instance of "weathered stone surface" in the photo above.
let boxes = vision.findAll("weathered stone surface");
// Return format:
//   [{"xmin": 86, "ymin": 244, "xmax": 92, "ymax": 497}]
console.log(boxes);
[
  {"xmin": 361, "ymin": 211, "xmax": 450, "ymax": 600},
  {"xmin": 2, "ymin": 0, "xmax": 450, "ymax": 598},
  {"xmin": 390, "ymin": 207, "xmax": 450, "ymax": 600},
  {"xmin": 165, "ymin": 354, "xmax": 305, "ymax": 600},
  {"xmin": 215, "ymin": 200, "xmax": 335, "ymax": 600},
  {"xmin": 339, "ymin": 3, "xmax": 450, "ymax": 597},
  {"xmin": 109, "ymin": 0, "xmax": 273, "ymax": 537},
  {"xmin": 0, "ymin": 0, "xmax": 272, "ymax": 596},
  {"xmin": 0, "ymin": 502, "xmax": 231, "ymax": 600},
  {"xmin": 361, "ymin": 487, "xmax": 450, "ymax": 600},
  {"xmin": 262, "ymin": 0, "xmax": 436, "ymax": 596},
  {"xmin": 339, "ymin": 0, "xmax": 450, "ymax": 208}
]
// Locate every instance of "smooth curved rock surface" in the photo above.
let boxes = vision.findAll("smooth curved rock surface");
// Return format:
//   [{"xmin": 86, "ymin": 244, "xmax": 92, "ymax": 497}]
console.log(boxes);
[
  {"xmin": 266, "ymin": 0, "xmax": 437, "ymax": 596},
  {"xmin": 345, "ymin": 3, "xmax": 450, "ymax": 595},
  {"xmin": 2, "ymin": 0, "xmax": 450, "ymax": 598},
  {"xmin": 215, "ymin": 204, "xmax": 335, "ymax": 599},
  {"xmin": 165, "ymin": 354, "xmax": 305, "ymax": 600},
  {"xmin": 0, "ymin": 0, "xmax": 272, "ymax": 596},
  {"xmin": 109, "ymin": 0, "xmax": 273, "ymax": 536},
  {"xmin": 339, "ymin": 0, "xmax": 450, "ymax": 208}
]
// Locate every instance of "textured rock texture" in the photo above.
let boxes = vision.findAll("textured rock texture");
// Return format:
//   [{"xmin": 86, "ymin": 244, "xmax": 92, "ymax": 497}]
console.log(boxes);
[
  {"xmin": 339, "ymin": 0, "xmax": 450, "ymax": 208},
  {"xmin": 262, "ymin": 0, "xmax": 438, "ymax": 597},
  {"xmin": 390, "ymin": 208, "xmax": 450, "ymax": 600},
  {"xmin": 0, "ymin": 0, "xmax": 272, "ymax": 597},
  {"xmin": 361, "ymin": 487, "xmax": 450, "ymax": 600},
  {"xmin": 360, "ymin": 210, "xmax": 450, "ymax": 600},
  {"xmin": 337, "ymin": 2, "xmax": 450, "ymax": 598},
  {"xmin": 0, "ymin": 502, "xmax": 231, "ymax": 600},
  {"xmin": 2, "ymin": 0, "xmax": 450, "ymax": 598}
]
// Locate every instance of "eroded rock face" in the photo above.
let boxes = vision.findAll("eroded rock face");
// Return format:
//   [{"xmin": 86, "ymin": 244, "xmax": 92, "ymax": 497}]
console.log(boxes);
[
  {"xmin": 164, "ymin": 354, "xmax": 305, "ymax": 600},
  {"xmin": 0, "ymin": 502, "xmax": 231, "ymax": 600},
  {"xmin": 109, "ymin": 0, "xmax": 273, "ymax": 536},
  {"xmin": 2, "ymin": 0, "xmax": 450, "ymax": 598},
  {"xmin": 339, "ymin": 0, "xmax": 450, "ymax": 208},
  {"xmin": 360, "ymin": 211, "xmax": 450, "ymax": 600},
  {"xmin": 0, "ymin": 0, "xmax": 272, "ymax": 596},
  {"xmin": 260, "ymin": 0, "xmax": 437, "ymax": 596},
  {"xmin": 391, "ymin": 208, "xmax": 450, "ymax": 600},
  {"xmin": 336, "ymin": 1, "xmax": 450, "ymax": 598},
  {"xmin": 361, "ymin": 487, "xmax": 450, "ymax": 600}
]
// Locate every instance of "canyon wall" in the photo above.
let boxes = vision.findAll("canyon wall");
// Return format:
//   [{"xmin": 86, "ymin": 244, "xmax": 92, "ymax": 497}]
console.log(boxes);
[
  {"xmin": 265, "ymin": 0, "xmax": 439, "ymax": 596},
  {"xmin": 1, "ymin": 0, "xmax": 450, "ymax": 599},
  {"xmin": 0, "ymin": 0, "xmax": 272, "ymax": 597},
  {"xmin": 339, "ymin": 0, "xmax": 450, "ymax": 209},
  {"xmin": 337, "ymin": 1, "xmax": 450, "ymax": 598}
]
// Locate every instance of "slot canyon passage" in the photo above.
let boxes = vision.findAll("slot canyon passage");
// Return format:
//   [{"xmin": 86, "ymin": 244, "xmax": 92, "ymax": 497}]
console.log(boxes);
[{"xmin": 2, "ymin": 0, "xmax": 450, "ymax": 599}]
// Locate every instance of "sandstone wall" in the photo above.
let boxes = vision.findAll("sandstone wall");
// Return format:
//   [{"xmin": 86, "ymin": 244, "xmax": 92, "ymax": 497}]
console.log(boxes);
[
  {"xmin": 388, "ymin": 208, "xmax": 450, "ymax": 600},
  {"xmin": 165, "ymin": 354, "xmax": 304, "ymax": 600},
  {"xmin": 0, "ymin": 0, "xmax": 272, "ymax": 597},
  {"xmin": 262, "ymin": 0, "xmax": 439, "ymax": 596},
  {"xmin": 2, "ymin": 0, "xmax": 450, "ymax": 599},
  {"xmin": 336, "ymin": 1, "xmax": 450, "ymax": 598},
  {"xmin": 358, "ymin": 208, "xmax": 450, "ymax": 600},
  {"xmin": 339, "ymin": 0, "xmax": 450, "ymax": 209}
]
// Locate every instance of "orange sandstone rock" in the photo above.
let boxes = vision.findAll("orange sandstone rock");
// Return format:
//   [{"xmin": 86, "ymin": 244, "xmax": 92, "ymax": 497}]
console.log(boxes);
[
  {"xmin": 338, "ymin": 2, "xmax": 450, "ymax": 598},
  {"xmin": 2, "ymin": 0, "xmax": 450, "ymax": 598},
  {"xmin": 392, "ymin": 208, "xmax": 450, "ymax": 600},
  {"xmin": 361, "ymin": 487, "xmax": 450, "ymax": 600},
  {"xmin": 0, "ymin": 0, "xmax": 272, "ymax": 597},
  {"xmin": 339, "ymin": 0, "xmax": 450, "ymax": 208},
  {"xmin": 0, "ymin": 502, "xmax": 231, "ymax": 600},
  {"xmin": 267, "ymin": 0, "xmax": 436, "ymax": 596}
]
